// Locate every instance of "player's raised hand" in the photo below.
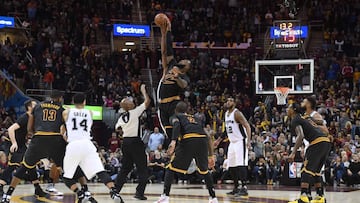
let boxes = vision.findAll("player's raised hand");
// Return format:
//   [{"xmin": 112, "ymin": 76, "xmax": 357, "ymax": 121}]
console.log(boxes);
[
  {"xmin": 140, "ymin": 84, "xmax": 147, "ymax": 95},
  {"xmin": 10, "ymin": 142, "xmax": 18, "ymax": 153}
]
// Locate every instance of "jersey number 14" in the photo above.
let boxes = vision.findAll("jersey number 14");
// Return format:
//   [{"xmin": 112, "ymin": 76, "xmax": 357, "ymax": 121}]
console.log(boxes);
[{"xmin": 72, "ymin": 118, "xmax": 88, "ymax": 132}]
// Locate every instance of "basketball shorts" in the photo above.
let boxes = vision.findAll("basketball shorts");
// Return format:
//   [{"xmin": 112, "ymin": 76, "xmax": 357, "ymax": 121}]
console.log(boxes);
[
  {"xmin": 167, "ymin": 137, "xmax": 209, "ymax": 175},
  {"xmin": 227, "ymin": 140, "xmax": 248, "ymax": 167},
  {"xmin": 63, "ymin": 139, "xmax": 104, "ymax": 180},
  {"xmin": 23, "ymin": 135, "xmax": 67, "ymax": 169},
  {"xmin": 8, "ymin": 145, "xmax": 27, "ymax": 166},
  {"xmin": 303, "ymin": 141, "xmax": 331, "ymax": 176},
  {"xmin": 158, "ymin": 100, "xmax": 179, "ymax": 131}
]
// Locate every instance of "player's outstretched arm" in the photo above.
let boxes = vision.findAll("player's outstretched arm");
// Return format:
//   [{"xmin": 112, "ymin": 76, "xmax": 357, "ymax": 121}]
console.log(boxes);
[{"xmin": 140, "ymin": 84, "xmax": 150, "ymax": 108}]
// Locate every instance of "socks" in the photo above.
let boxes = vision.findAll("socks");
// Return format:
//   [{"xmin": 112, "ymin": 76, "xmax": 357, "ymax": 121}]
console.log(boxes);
[
  {"xmin": 300, "ymin": 187, "xmax": 309, "ymax": 196},
  {"xmin": 33, "ymin": 183, "xmax": 41, "ymax": 189},
  {"xmin": 6, "ymin": 186, "xmax": 15, "ymax": 196},
  {"xmin": 316, "ymin": 187, "xmax": 324, "ymax": 196},
  {"xmin": 163, "ymin": 170, "xmax": 175, "ymax": 196},
  {"xmin": 81, "ymin": 184, "xmax": 88, "ymax": 192}
]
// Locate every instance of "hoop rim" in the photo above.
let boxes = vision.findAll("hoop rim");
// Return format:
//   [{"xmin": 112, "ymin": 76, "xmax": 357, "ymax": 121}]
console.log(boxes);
[{"xmin": 274, "ymin": 86, "xmax": 291, "ymax": 95}]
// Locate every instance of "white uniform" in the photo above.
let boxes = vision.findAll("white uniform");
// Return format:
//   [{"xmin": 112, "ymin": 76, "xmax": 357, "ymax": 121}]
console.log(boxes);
[
  {"xmin": 63, "ymin": 108, "xmax": 104, "ymax": 180},
  {"xmin": 225, "ymin": 108, "xmax": 248, "ymax": 167}
]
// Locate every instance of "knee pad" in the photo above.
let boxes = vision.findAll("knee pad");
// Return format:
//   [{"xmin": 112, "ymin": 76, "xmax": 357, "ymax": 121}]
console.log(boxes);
[
  {"xmin": 63, "ymin": 177, "xmax": 77, "ymax": 189},
  {"xmin": 97, "ymin": 171, "xmax": 112, "ymax": 185},
  {"xmin": 301, "ymin": 172, "xmax": 313, "ymax": 184}
]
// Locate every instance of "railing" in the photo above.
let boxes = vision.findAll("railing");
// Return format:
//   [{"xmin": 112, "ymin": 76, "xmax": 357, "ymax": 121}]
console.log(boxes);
[
  {"xmin": 25, "ymin": 89, "xmax": 83, "ymax": 100},
  {"xmin": 26, "ymin": 51, "xmax": 33, "ymax": 64}
]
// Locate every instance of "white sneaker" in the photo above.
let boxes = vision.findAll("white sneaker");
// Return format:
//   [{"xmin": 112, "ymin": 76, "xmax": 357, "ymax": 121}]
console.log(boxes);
[
  {"xmin": 154, "ymin": 194, "xmax": 169, "ymax": 203},
  {"xmin": 46, "ymin": 184, "xmax": 64, "ymax": 196},
  {"xmin": 209, "ymin": 197, "xmax": 219, "ymax": 203},
  {"xmin": 1, "ymin": 194, "xmax": 11, "ymax": 203}
]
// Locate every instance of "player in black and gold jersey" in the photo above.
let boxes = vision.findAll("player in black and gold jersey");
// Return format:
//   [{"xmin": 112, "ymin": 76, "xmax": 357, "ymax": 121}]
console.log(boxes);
[
  {"xmin": 0, "ymin": 100, "xmax": 46, "ymax": 197},
  {"xmin": 157, "ymin": 16, "xmax": 191, "ymax": 141},
  {"xmin": 287, "ymin": 103, "xmax": 331, "ymax": 203},
  {"xmin": 1, "ymin": 90, "xmax": 67, "ymax": 203},
  {"xmin": 154, "ymin": 102, "xmax": 219, "ymax": 203}
]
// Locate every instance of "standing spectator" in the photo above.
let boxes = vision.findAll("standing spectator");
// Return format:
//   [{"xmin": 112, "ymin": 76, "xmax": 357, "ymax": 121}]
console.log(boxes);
[
  {"xmin": 148, "ymin": 127, "xmax": 165, "ymax": 151},
  {"xmin": 108, "ymin": 133, "xmax": 121, "ymax": 153},
  {"xmin": 43, "ymin": 69, "xmax": 54, "ymax": 89}
]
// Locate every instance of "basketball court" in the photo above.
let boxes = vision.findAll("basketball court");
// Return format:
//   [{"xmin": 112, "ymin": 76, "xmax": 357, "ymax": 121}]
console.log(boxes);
[{"xmin": 7, "ymin": 183, "xmax": 359, "ymax": 202}]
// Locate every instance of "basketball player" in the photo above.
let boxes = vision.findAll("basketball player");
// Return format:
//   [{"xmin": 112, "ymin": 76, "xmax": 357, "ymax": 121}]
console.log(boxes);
[
  {"xmin": 115, "ymin": 84, "xmax": 150, "ymax": 200},
  {"xmin": 1, "ymin": 90, "xmax": 67, "ymax": 203},
  {"xmin": 287, "ymin": 103, "xmax": 331, "ymax": 203},
  {"xmin": 154, "ymin": 101, "xmax": 218, "ymax": 203},
  {"xmin": 224, "ymin": 97, "xmax": 251, "ymax": 197},
  {"xmin": 301, "ymin": 97, "xmax": 328, "ymax": 134},
  {"xmin": 0, "ymin": 100, "xmax": 46, "ymax": 197},
  {"xmin": 157, "ymin": 14, "xmax": 191, "ymax": 140},
  {"xmin": 62, "ymin": 93, "xmax": 122, "ymax": 203}
]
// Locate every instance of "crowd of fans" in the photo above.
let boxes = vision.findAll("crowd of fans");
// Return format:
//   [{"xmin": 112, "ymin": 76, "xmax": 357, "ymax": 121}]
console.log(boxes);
[{"xmin": 0, "ymin": 0, "xmax": 360, "ymax": 188}]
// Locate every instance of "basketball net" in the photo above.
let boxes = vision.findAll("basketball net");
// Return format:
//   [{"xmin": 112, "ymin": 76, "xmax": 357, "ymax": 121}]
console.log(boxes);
[{"xmin": 274, "ymin": 87, "xmax": 290, "ymax": 105}]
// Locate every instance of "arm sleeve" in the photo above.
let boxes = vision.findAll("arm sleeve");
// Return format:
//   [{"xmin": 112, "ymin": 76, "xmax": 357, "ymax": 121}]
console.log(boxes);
[{"xmin": 132, "ymin": 103, "xmax": 146, "ymax": 117}]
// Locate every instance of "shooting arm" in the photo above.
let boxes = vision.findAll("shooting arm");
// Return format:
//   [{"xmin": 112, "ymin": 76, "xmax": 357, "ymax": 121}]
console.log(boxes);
[
  {"xmin": 292, "ymin": 125, "xmax": 305, "ymax": 153},
  {"xmin": 161, "ymin": 29, "xmax": 168, "ymax": 79},
  {"xmin": 235, "ymin": 111, "xmax": 251, "ymax": 145}
]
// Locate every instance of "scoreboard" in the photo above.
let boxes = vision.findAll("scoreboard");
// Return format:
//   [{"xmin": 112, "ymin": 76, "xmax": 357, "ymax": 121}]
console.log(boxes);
[{"xmin": 270, "ymin": 20, "xmax": 308, "ymax": 50}]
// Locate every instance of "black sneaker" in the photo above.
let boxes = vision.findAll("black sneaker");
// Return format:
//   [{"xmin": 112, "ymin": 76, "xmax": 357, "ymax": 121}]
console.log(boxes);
[
  {"xmin": 235, "ymin": 187, "xmax": 248, "ymax": 196},
  {"xmin": 226, "ymin": 188, "xmax": 240, "ymax": 195},
  {"xmin": 77, "ymin": 190, "xmax": 85, "ymax": 203},
  {"xmin": 35, "ymin": 187, "xmax": 47, "ymax": 197},
  {"xmin": 134, "ymin": 194, "xmax": 147, "ymax": 200},
  {"xmin": 110, "ymin": 189, "xmax": 124, "ymax": 203}
]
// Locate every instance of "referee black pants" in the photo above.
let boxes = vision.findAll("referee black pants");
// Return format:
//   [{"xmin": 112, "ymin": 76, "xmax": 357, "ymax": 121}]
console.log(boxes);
[{"xmin": 116, "ymin": 137, "xmax": 148, "ymax": 196}]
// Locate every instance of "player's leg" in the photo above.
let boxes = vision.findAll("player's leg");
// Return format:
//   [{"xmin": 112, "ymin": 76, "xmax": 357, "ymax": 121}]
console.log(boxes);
[
  {"xmin": 1, "ymin": 138, "xmax": 45, "ymax": 202},
  {"xmin": 155, "ymin": 141, "xmax": 193, "ymax": 203},
  {"xmin": 130, "ymin": 138, "xmax": 148, "ymax": 200},
  {"xmin": 237, "ymin": 140, "xmax": 249, "ymax": 196},
  {"xmin": 227, "ymin": 143, "xmax": 241, "ymax": 195},
  {"xmin": 79, "ymin": 141, "xmax": 123, "ymax": 202},
  {"xmin": 47, "ymin": 137, "xmax": 67, "ymax": 196},
  {"xmin": 0, "ymin": 164, "xmax": 18, "ymax": 195},
  {"xmin": 193, "ymin": 139, "xmax": 217, "ymax": 203},
  {"xmin": 309, "ymin": 142, "xmax": 331, "ymax": 203},
  {"xmin": 115, "ymin": 139, "xmax": 135, "ymax": 193}
]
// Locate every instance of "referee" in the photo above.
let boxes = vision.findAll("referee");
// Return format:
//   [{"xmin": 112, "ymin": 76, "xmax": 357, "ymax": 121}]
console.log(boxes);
[{"xmin": 115, "ymin": 84, "xmax": 150, "ymax": 200}]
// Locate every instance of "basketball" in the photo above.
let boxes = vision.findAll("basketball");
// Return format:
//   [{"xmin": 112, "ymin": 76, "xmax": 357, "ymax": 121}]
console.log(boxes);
[{"xmin": 154, "ymin": 13, "xmax": 168, "ymax": 26}]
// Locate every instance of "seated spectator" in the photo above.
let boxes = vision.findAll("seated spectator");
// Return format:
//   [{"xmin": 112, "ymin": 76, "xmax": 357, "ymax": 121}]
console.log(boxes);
[
  {"xmin": 212, "ymin": 148, "xmax": 226, "ymax": 183},
  {"xmin": 148, "ymin": 151, "xmax": 165, "ymax": 183},
  {"xmin": 148, "ymin": 127, "xmax": 165, "ymax": 151},
  {"xmin": 248, "ymin": 152, "xmax": 258, "ymax": 183},
  {"xmin": 256, "ymin": 156, "xmax": 267, "ymax": 184},
  {"xmin": 108, "ymin": 132, "xmax": 122, "ymax": 153},
  {"xmin": 345, "ymin": 154, "xmax": 360, "ymax": 186},
  {"xmin": 332, "ymin": 156, "xmax": 345, "ymax": 186}
]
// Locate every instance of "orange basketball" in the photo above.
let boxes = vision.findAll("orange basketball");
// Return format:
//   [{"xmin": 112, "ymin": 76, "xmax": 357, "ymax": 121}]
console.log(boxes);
[{"xmin": 154, "ymin": 13, "xmax": 168, "ymax": 26}]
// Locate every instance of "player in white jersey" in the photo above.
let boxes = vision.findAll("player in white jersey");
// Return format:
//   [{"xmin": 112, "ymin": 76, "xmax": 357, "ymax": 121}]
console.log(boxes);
[
  {"xmin": 300, "ymin": 97, "xmax": 329, "ymax": 203},
  {"xmin": 62, "ymin": 93, "xmax": 123, "ymax": 203},
  {"xmin": 224, "ymin": 97, "xmax": 251, "ymax": 197}
]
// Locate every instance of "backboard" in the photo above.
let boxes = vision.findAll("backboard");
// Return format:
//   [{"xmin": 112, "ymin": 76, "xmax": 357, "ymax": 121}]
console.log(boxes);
[{"xmin": 255, "ymin": 59, "xmax": 314, "ymax": 95}]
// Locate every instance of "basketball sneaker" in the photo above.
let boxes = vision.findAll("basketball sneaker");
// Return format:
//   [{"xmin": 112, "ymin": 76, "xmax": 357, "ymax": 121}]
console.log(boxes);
[
  {"xmin": 288, "ymin": 194, "xmax": 311, "ymax": 203},
  {"xmin": 235, "ymin": 187, "xmax": 249, "ymax": 197},
  {"xmin": 154, "ymin": 194, "xmax": 170, "ymax": 203},
  {"xmin": 84, "ymin": 191, "xmax": 98, "ymax": 203},
  {"xmin": 35, "ymin": 186, "xmax": 47, "ymax": 197},
  {"xmin": 76, "ymin": 190, "xmax": 85, "ymax": 203},
  {"xmin": 209, "ymin": 197, "xmax": 219, "ymax": 203},
  {"xmin": 310, "ymin": 196, "xmax": 326, "ymax": 203},
  {"xmin": 110, "ymin": 189, "xmax": 124, "ymax": 203},
  {"xmin": 46, "ymin": 183, "xmax": 64, "ymax": 196},
  {"xmin": 0, "ymin": 194, "xmax": 10, "ymax": 203},
  {"xmin": 226, "ymin": 188, "xmax": 240, "ymax": 195}
]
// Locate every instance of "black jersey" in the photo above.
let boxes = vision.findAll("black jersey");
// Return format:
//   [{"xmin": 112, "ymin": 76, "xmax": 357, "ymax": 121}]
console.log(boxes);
[
  {"xmin": 14, "ymin": 113, "xmax": 29, "ymax": 147},
  {"xmin": 290, "ymin": 114, "xmax": 326, "ymax": 143},
  {"xmin": 170, "ymin": 113, "xmax": 206, "ymax": 140},
  {"xmin": 159, "ymin": 73, "xmax": 189, "ymax": 100},
  {"xmin": 33, "ymin": 101, "xmax": 64, "ymax": 134}
]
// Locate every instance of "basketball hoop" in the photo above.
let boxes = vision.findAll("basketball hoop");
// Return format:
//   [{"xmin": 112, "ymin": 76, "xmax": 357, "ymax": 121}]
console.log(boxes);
[{"xmin": 274, "ymin": 87, "xmax": 291, "ymax": 105}]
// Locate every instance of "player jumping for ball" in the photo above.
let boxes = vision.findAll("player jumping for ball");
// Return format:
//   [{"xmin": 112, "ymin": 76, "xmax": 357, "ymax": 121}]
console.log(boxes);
[{"xmin": 156, "ymin": 14, "xmax": 191, "ymax": 141}]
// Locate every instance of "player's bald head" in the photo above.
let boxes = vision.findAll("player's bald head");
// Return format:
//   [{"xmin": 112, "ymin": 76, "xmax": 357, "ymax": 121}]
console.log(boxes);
[{"xmin": 175, "ymin": 101, "xmax": 188, "ymax": 113}]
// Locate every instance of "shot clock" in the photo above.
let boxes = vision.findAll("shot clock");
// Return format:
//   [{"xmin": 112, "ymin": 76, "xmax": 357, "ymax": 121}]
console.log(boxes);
[{"xmin": 270, "ymin": 20, "xmax": 308, "ymax": 50}]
